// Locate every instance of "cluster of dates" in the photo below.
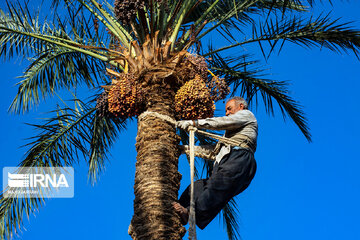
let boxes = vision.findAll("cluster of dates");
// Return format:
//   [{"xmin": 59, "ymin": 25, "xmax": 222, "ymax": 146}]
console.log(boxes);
[
  {"xmin": 114, "ymin": 0, "xmax": 166, "ymax": 24},
  {"xmin": 207, "ymin": 75, "xmax": 230, "ymax": 101},
  {"xmin": 96, "ymin": 73, "xmax": 144, "ymax": 119},
  {"xmin": 96, "ymin": 54, "xmax": 230, "ymax": 121},
  {"xmin": 175, "ymin": 75, "xmax": 215, "ymax": 120},
  {"xmin": 96, "ymin": 91, "xmax": 111, "ymax": 118},
  {"xmin": 108, "ymin": 73, "xmax": 144, "ymax": 119},
  {"xmin": 174, "ymin": 54, "xmax": 230, "ymax": 120},
  {"xmin": 114, "ymin": 0, "xmax": 146, "ymax": 24}
]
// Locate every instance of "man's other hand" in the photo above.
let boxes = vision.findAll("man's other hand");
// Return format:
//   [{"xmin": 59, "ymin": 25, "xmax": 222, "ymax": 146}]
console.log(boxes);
[{"xmin": 177, "ymin": 120, "xmax": 193, "ymax": 130}]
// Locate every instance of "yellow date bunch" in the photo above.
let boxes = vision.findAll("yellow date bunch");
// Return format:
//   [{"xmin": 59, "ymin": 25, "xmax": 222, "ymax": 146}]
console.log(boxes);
[
  {"xmin": 175, "ymin": 75, "xmax": 215, "ymax": 120},
  {"xmin": 107, "ymin": 73, "xmax": 144, "ymax": 119}
]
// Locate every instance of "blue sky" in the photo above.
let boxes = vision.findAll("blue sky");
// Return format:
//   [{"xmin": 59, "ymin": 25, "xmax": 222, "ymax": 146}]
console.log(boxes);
[{"xmin": 1, "ymin": 1, "xmax": 360, "ymax": 240}]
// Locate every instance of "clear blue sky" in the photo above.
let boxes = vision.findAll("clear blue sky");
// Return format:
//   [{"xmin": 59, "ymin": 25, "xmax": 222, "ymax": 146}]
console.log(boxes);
[{"xmin": 1, "ymin": 1, "xmax": 360, "ymax": 240}]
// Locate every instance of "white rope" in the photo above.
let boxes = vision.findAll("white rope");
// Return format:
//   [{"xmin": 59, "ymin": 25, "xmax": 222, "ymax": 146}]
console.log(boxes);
[
  {"xmin": 138, "ymin": 111, "xmax": 177, "ymax": 125},
  {"xmin": 188, "ymin": 126, "xmax": 197, "ymax": 240}
]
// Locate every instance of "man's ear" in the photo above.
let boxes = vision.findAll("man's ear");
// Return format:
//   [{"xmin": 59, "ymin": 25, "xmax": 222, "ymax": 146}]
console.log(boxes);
[{"xmin": 239, "ymin": 103, "xmax": 245, "ymax": 110}]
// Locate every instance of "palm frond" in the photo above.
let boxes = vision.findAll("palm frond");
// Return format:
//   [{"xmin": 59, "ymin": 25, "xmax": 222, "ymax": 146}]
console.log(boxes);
[
  {"xmin": 209, "ymin": 53, "xmax": 311, "ymax": 141},
  {"xmin": 0, "ymin": 98, "xmax": 128, "ymax": 238},
  {"xmin": 169, "ymin": 0, "xmax": 197, "ymax": 49},
  {"xmin": 9, "ymin": 46, "xmax": 107, "ymax": 114},
  {"xmin": 204, "ymin": 13, "xmax": 360, "ymax": 59},
  {"xmin": 51, "ymin": 0, "xmax": 132, "ymax": 45},
  {"xmin": 254, "ymin": 13, "xmax": 360, "ymax": 59},
  {"xmin": 185, "ymin": 0, "xmax": 306, "ymax": 27},
  {"xmin": 0, "ymin": 1, "xmax": 109, "ymax": 62},
  {"xmin": 220, "ymin": 198, "xmax": 242, "ymax": 240},
  {"xmin": 20, "ymin": 103, "xmax": 95, "ymax": 168},
  {"xmin": 0, "ymin": 102, "xmax": 93, "ymax": 239},
  {"xmin": 0, "ymin": 1, "xmax": 119, "ymax": 114},
  {"xmin": 88, "ymin": 107, "xmax": 129, "ymax": 185},
  {"xmin": 194, "ymin": 0, "xmax": 260, "ymax": 43},
  {"xmin": 180, "ymin": 0, "xmax": 255, "ymax": 47},
  {"xmin": 78, "ymin": 0, "xmax": 133, "ymax": 45},
  {"xmin": 0, "ymin": 193, "xmax": 45, "ymax": 240},
  {"xmin": 191, "ymin": 0, "xmax": 307, "ymax": 45}
]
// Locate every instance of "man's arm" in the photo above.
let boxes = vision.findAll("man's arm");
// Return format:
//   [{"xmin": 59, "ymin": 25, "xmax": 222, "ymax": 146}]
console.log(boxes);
[
  {"xmin": 195, "ymin": 110, "xmax": 256, "ymax": 130},
  {"xmin": 179, "ymin": 145, "xmax": 216, "ymax": 161}
]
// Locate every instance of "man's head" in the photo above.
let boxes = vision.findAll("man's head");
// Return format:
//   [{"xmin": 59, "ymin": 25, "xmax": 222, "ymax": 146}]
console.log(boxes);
[{"xmin": 225, "ymin": 97, "xmax": 248, "ymax": 116}]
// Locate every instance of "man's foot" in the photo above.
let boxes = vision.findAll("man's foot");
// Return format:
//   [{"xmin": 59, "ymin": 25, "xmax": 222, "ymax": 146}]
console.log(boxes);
[{"xmin": 172, "ymin": 202, "xmax": 189, "ymax": 225}]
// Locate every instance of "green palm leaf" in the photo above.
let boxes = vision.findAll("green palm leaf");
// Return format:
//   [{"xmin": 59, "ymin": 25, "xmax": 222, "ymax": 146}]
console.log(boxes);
[
  {"xmin": 221, "ymin": 198, "xmax": 241, "ymax": 240},
  {"xmin": 0, "ymin": 99, "xmax": 128, "ymax": 238},
  {"xmin": 10, "ymin": 47, "xmax": 107, "ymax": 114},
  {"xmin": 209, "ymin": 52, "xmax": 311, "ymax": 141},
  {"xmin": 0, "ymin": 1, "xmax": 109, "ymax": 62},
  {"xmin": 88, "ymin": 103, "xmax": 129, "ymax": 184},
  {"xmin": 204, "ymin": 13, "xmax": 360, "ymax": 59}
]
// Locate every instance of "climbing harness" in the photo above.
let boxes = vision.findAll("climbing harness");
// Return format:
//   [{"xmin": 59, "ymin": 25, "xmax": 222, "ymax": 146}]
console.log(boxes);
[{"xmin": 138, "ymin": 111, "xmax": 250, "ymax": 240}]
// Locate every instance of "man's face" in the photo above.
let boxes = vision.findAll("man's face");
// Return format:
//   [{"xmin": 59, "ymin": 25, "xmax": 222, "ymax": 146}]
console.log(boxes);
[{"xmin": 225, "ymin": 100, "xmax": 244, "ymax": 116}]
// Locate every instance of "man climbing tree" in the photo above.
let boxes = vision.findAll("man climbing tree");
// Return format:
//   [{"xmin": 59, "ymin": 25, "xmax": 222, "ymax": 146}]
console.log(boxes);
[{"xmin": 174, "ymin": 96, "xmax": 257, "ymax": 229}]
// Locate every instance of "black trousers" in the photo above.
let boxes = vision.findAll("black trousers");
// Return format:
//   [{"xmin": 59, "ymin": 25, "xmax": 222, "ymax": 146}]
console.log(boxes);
[{"xmin": 179, "ymin": 148, "xmax": 257, "ymax": 229}]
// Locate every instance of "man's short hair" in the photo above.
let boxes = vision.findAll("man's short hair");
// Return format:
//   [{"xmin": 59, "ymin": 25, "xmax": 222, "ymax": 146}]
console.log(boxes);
[{"xmin": 227, "ymin": 96, "xmax": 248, "ymax": 109}]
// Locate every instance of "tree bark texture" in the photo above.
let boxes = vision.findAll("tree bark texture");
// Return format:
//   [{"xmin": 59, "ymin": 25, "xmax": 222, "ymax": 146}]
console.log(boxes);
[{"xmin": 130, "ymin": 81, "xmax": 186, "ymax": 239}]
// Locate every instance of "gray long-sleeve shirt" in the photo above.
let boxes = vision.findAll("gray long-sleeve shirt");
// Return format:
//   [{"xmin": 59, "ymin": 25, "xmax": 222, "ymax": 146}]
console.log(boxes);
[{"xmin": 196, "ymin": 109, "xmax": 258, "ymax": 164}]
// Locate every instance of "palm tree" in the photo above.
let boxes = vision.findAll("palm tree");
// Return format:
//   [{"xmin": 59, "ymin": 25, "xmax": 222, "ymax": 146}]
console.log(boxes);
[{"xmin": 0, "ymin": 0, "xmax": 360, "ymax": 239}]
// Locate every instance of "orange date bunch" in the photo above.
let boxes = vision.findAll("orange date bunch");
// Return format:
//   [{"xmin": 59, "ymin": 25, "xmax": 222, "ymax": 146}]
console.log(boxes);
[
  {"xmin": 108, "ymin": 73, "xmax": 144, "ymax": 119},
  {"xmin": 175, "ymin": 75, "xmax": 215, "ymax": 120}
]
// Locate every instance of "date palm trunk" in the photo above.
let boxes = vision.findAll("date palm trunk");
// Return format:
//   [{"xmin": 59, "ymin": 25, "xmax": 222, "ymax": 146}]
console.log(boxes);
[{"xmin": 129, "ymin": 80, "xmax": 186, "ymax": 239}]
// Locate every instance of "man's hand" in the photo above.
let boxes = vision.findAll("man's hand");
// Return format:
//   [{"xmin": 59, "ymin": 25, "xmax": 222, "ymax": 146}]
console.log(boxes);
[
  {"xmin": 178, "ymin": 145, "xmax": 189, "ymax": 155},
  {"xmin": 176, "ymin": 120, "xmax": 193, "ymax": 130}
]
